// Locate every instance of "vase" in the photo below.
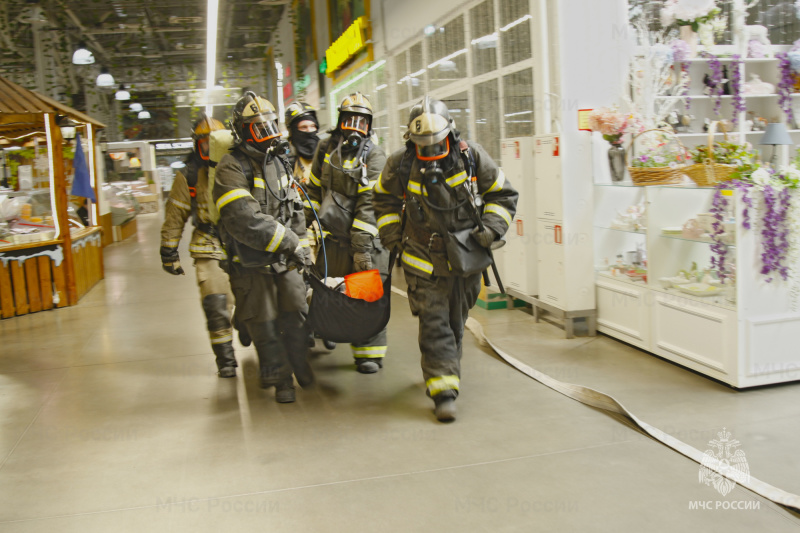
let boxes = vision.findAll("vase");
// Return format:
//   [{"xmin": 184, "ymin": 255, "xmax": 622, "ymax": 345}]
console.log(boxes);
[
  {"xmin": 680, "ymin": 26, "xmax": 698, "ymax": 58},
  {"xmin": 608, "ymin": 144, "xmax": 626, "ymax": 182}
]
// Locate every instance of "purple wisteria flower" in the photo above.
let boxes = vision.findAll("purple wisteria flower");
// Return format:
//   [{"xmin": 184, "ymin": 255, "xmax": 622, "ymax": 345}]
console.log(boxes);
[
  {"xmin": 731, "ymin": 55, "xmax": 745, "ymax": 126},
  {"xmin": 710, "ymin": 187, "xmax": 730, "ymax": 279},
  {"xmin": 702, "ymin": 52, "xmax": 724, "ymax": 117},
  {"xmin": 777, "ymin": 52, "xmax": 795, "ymax": 126}
]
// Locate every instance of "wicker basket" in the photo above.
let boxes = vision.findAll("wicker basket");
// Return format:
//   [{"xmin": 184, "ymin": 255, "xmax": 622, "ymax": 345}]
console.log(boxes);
[
  {"xmin": 684, "ymin": 121, "xmax": 737, "ymax": 187},
  {"xmin": 627, "ymin": 129, "xmax": 687, "ymax": 186}
]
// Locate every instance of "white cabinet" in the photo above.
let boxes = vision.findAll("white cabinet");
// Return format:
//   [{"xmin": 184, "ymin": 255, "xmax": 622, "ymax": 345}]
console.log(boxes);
[{"xmin": 593, "ymin": 182, "xmax": 800, "ymax": 388}]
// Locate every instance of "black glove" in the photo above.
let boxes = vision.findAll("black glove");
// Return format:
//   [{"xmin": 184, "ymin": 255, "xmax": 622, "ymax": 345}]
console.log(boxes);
[
  {"xmin": 287, "ymin": 247, "xmax": 307, "ymax": 270},
  {"xmin": 353, "ymin": 251, "xmax": 372, "ymax": 272},
  {"xmin": 160, "ymin": 246, "xmax": 185, "ymax": 275},
  {"xmin": 470, "ymin": 226, "xmax": 496, "ymax": 249}
]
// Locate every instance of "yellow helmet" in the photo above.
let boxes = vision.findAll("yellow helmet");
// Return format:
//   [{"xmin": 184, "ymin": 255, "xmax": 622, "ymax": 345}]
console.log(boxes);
[
  {"xmin": 232, "ymin": 91, "xmax": 281, "ymax": 151},
  {"xmin": 191, "ymin": 115, "xmax": 225, "ymax": 161},
  {"xmin": 338, "ymin": 92, "xmax": 373, "ymax": 135}
]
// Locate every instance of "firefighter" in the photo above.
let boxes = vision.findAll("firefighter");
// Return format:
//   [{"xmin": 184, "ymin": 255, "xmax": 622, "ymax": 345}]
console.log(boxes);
[
  {"xmin": 212, "ymin": 92, "xmax": 313, "ymax": 403},
  {"xmin": 304, "ymin": 92, "xmax": 389, "ymax": 374},
  {"xmin": 372, "ymin": 97, "xmax": 518, "ymax": 422},
  {"xmin": 160, "ymin": 115, "xmax": 237, "ymax": 378},
  {"xmin": 284, "ymin": 101, "xmax": 321, "ymax": 187}
]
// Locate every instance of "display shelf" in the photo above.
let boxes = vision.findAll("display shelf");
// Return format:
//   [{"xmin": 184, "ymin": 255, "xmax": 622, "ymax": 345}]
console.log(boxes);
[
  {"xmin": 595, "ymin": 225, "xmax": 646, "ymax": 235},
  {"xmin": 593, "ymin": 182, "xmax": 715, "ymax": 190},
  {"xmin": 651, "ymin": 285, "xmax": 736, "ymax": 312},
  {"xmin": 596, "ymin": 270, "xmax": 647, "ymax": 287},
  {"xmin": 660, "ymin": 233, "xmax": 713, "ymax": 245}
]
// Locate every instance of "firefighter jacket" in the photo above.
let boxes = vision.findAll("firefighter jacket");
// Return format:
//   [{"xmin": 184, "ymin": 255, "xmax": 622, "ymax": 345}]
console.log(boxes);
[
  {"xmin": 212, "ymin": 146, "xmax": 309, "ymax": 268},
  {"xmin": 304, "ymin": 135, "xmax": 387, "ymax": 254},
  {"xmin": 372, "ymin": 140, "xmax": 518, "ymax": 279},
  {"xmin": 160, "ymin": 161, "xmax": 225, "ymax": 260}
]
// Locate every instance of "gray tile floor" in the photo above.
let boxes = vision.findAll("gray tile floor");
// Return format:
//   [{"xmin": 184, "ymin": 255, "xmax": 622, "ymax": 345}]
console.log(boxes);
[{"xmin": 1, "ymin": 213, "xmax": 800, "ymax": 532}]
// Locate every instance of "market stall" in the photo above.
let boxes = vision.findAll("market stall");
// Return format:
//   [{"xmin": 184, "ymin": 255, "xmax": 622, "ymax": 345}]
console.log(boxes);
[{"xmin": 0, "ymin": 76, "xmax": 105, "ymax": 318}]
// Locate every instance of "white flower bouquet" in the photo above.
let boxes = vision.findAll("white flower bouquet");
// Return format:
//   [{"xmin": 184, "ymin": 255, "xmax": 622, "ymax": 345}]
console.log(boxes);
[{"xmin": 661, "ymin": 0, "xmax": 722, "ymax": 32}]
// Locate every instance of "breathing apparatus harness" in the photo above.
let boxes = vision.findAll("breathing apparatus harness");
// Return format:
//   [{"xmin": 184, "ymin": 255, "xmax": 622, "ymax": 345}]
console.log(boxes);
[
  {"xmin": 182, "ymin": 154, "xmax": 217, "ymax": 237},
  {"xmin": 327, "ymin": 130, "xmax": 374, "ymax": 187}
]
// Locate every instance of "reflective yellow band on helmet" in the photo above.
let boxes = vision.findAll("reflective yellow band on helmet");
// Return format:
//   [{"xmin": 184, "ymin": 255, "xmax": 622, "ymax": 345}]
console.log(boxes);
[
  {"xmin": 352, "ymin": 345, "xmax": 387, "ymax": 358},
  {"xmin": 406, "ymin": 180, "xmax": 428, "ymax": 197},
  {"xmin": 162, "ymin": 239, "xmax": 180, "ymax": 248},
  {"xmin": 216, "ymin": 189, "xmax": 252, "ymax": 210},
  {"xmin": 446, "ymin": 171, "xmax": 467, "ymax": 188},
  {"xmin": 253, "ymin": 178, "xmax": 266, "ymax": 189},
  {"xmin": 358, "ymin": 180, "xmax": 377, "ymax": 193},
  {"xmin": 375, "ymin": 173, "xmax": 389, "ymax": 194},
  {"xmin": 309, "ymin": 172, "xmax": 321, "ymax": 187},
  {"xmin": 211, "ymin": 334, "xmax": 233, "ymax": 345},
  {"xmin": 352, "ymin": 218, "xmax": 379, "ymax": 236},
  {"xmin": 266, "ymin": 223, "xmax": 286, "ymax": 252},
  {"xmin": 377, "ymin": 213, "xmax": 400, "ymax": 229},
  {"xmin": 485, "ymin": 170, "xmax": 506, "ymax": 194},
  {"xmin": 298, "ymin": 238, "xmax": 310, "ymax": 248},
  {"xmin": 426, "ymin": 375, "xmax": 460, "ymax": 396},
  {"xmin": 401, "ymin": 251, "xmax": 433, "ymax": 274},
  {"xmin": 485, "ymin": 203, "xmax": 512, "ymax": 225},
  {"xmin": 168, "ymin": 198, "xmax": 191, "ymax": 211},
  {"xmin": 304, "ymin": 198, "xmax": 321, "ymax": 210}
]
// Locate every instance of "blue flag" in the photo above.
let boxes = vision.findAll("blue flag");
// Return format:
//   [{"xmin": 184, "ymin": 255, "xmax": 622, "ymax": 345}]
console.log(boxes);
[{"xmin": 70, "ymin": 132, "xmax": 96, "ymax": 202}]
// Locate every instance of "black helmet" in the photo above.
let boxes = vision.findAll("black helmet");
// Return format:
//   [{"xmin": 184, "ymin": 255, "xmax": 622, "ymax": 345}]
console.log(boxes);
[
  {"xmin": 232, "ymin": 91, "xmax": 280, "ymax": 152},
  {"xmin": 337, "ymin": 92, "xmax": 373, "ymax": 135},
  {"xmin": 407, "ymin": 96, "xmax": 455, "ymax": 160},
  {"xmin": 285, "ymin": 101, "xmax": 318, "ymax": 130}
]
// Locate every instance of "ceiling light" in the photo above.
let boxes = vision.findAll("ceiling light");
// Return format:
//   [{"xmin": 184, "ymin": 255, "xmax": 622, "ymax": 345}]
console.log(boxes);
[
  {"xmin": 170, "ymin": 161, "xmax": 186, "ymax": 169},
  {"xmin": 96, "ymin": 67, "xmax": 115, "ymax": 87},
  {"xmin": 206, "ymin": 0, "xmax": 220, "ymax": 116},
  {"xmin": 129, "ymin": 156, "xmax": 142, "ymax": 168},
  {"xmin": 72, "ymin": 42, "xmax": 95, "ymax": 65},
  {"xmin": 115, "ymin": 84, "xmax": 130, "ymax": 101},
  {"xmin": 138, "ymin": 110, "xmax": 151, "ymax": 119},
  {"xmin": 130, "ymin": 103, "xmax": 143, "ymax": 112}
]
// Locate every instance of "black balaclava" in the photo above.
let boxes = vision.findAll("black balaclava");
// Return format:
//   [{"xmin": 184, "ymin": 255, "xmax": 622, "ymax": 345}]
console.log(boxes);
[{"xmin": 290, "ymin": 115, "xmax": 320, "ymax": 160}]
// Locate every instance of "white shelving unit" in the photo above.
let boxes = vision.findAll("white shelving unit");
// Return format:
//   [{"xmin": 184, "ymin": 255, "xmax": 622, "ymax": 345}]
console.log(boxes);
[{"xmin": 593, "ymin": 178, "xmax": 800, "ymax": 387}]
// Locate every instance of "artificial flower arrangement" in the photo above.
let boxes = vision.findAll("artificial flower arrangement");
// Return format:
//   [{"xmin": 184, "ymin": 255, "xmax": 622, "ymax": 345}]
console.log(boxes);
[
  {"xmin": 690, "ymin": 140, "xmax": 757, "ymax": 166},
  {"xmin": 661, "ymin": 0, "xmax": 722, "ymax": 32},
  {"xmin": 630, "ymin": 130, "xmax": 688, "ymax": 168},
  {"xmin": 587, "ymin": 107, "xmax": 645, "ymax": 146},
  {"xmin": 710, "ymin": 160, "xmax": 800, "ymax": 285}
]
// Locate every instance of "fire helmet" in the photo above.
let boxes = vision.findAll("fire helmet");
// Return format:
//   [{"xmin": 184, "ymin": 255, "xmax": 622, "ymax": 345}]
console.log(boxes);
[
  {"xmin": 285, "ymin": 101, "xmax": 318, "ymax": 130},
  {"xmin": 407, "ymin": 96, "xmax": 455, "ymax": 161},
  {"xmin": 337, "ymin": 92, "xmax": 373, "ymax": 136},
  {"xmin": 232, "ymin": 91, "xmax": 281, "ymax": 151},
  {"xmin": 191, "ymin": 115, "xmax": 225, "ymax": 161}
]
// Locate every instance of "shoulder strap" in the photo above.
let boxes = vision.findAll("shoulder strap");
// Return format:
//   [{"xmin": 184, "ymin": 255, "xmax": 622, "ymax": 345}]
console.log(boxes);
[
  {"xmin": 231, "ymin": 149, "xmax": 255, "ymax": 190},
  {"xmin": 398, "ymin": 142, "xmax": 416, "ymax": 193}
]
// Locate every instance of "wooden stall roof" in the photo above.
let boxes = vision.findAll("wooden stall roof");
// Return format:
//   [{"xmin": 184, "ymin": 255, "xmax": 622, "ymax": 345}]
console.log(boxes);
[{"xmin": 0, "ymin": 76, "xmax": 105, "ymax": 134}]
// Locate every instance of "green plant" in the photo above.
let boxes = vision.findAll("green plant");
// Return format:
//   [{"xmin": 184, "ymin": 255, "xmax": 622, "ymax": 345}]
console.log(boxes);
[{"xmin": 691, "ymin": 141, "xmax": 756, "ymax": 166}]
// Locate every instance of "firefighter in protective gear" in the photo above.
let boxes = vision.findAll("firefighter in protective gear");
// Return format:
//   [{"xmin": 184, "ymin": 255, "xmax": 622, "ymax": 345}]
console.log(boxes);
[
  {"xmin": 285, "ymin": 101, "xmax": 324, "ymax": 265},
  {"xmin": 160, "ymin": 115, "xmax": 238, "ymax": 378},
  {"xmin": 212, "ymin": 92, "xmax": 313, "ymax": 403},
  {"xmin": 304, "ymin": 92, "xmax": 389, "ymax": 374},
  {"xmin": 372, "ymin": 97, "xmax": 518, "ymax": 422}
]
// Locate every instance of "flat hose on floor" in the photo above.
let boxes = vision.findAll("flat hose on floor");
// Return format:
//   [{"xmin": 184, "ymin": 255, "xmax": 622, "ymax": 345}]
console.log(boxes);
[{"xmin": 464, "ymin": 317, "xmax": 800, "ymax": 513}]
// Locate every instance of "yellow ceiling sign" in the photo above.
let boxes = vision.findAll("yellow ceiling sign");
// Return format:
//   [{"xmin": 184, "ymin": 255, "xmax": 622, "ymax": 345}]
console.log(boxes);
[{"xmin": 326, "ymin": 17, "xmax": 368, "ymax": 76}]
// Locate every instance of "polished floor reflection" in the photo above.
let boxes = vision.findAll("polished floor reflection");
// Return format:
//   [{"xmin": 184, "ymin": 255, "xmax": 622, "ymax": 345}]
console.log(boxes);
[{"xmin": 1, "ymin": 213, "xmax": 799, "ymax": 531}]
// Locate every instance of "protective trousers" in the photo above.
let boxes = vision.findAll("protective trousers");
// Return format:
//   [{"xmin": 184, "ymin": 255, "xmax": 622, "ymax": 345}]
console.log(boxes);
[
  {"xmin": 228, "ymin": 267, "xmax": 309, "ymax": 386},
  {"xmin": 317, "ymin": 237, "xmax": 389, "ymax": 361},
  {"xmin": 405, "ymin": 271, "xmax": 482, "ymax": 400},
  {"xmin": 195, "ymin": 258, "xmax": 236, "ymax": 370}
]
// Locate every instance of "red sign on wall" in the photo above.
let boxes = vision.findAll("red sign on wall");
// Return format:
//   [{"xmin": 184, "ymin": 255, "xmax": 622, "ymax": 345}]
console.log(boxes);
[{"xmin": 554, "ymin": 224, "xmax": 562, "ymax": 244}]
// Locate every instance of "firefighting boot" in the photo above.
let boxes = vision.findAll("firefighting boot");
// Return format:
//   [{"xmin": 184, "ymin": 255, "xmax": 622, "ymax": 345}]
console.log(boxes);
[
  {"xmin": 355, "ymin": 358, "xmax": 383, "ymax": 374},
  {"xmin": 433, "ymin": 394, "xmax": 457, "ymax": 423},
  {"xmin": 275, "ymin": 378, "xmax": 296, "ymax": 404},
  {"xmin": 250, "ymin": 322, "xmax": 291, "ymax": 389},
  {"xmin": 212, "ymin": 342, "xmax": 237, "ymax": 378}
]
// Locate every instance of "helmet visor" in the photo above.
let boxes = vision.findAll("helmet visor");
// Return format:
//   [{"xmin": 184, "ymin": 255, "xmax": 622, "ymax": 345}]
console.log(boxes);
[
  {"xmin": 340, "ymin": 114, "xmax": 370, "ymax": 135},
  {"xmin": 415, "ymin": 137, "xmax": 450, "ymax": 161},
  {"xmin": 197, "ymin": 137, "xmax": 210, "ymax": 160},
  {"xmin": 248, "ymin": 119, "xmax": 281, "ymax": 143}
]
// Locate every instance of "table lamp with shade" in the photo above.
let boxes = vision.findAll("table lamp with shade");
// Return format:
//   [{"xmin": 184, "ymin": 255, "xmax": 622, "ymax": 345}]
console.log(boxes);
[{"xmin": 759, "ymin": 122, "xmax": 794, "ymax": 165}]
